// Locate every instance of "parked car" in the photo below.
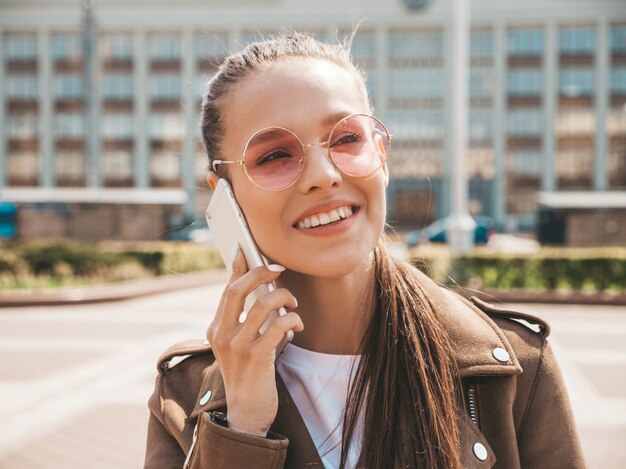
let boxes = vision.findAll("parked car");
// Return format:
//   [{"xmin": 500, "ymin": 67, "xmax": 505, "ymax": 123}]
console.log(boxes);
[{"xmin": 406, "ymin": 216, "xmax": 495, "ymax": 247}]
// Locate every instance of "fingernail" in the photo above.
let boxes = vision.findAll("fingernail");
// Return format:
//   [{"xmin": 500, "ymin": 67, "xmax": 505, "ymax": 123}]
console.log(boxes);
[
  {"xmin": 230, "ymin": 242, "xmax": 240, "ymax": 262},
  {"xmin": 267, "ymin": 264, "xmax": 285, "ymax": 272}
]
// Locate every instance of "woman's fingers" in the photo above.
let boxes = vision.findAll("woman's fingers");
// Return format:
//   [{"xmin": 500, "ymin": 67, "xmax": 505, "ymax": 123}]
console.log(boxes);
[
  {"xmin": 255, "ymin": 311, "xmax": 304, "ymax": 351},
  {"xmin": 238, "ymin": 288, "xmax": 298, "ymax": 338}
]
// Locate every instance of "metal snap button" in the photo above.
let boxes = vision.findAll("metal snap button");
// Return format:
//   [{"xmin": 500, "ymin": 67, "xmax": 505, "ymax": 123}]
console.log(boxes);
[
  {"xmin": 199, "ymin": 390, "xmax": 212, "ymax": 405},
  {"xmin": 492, "ymin": 347, "xmax": 510, "ymax": 363},
  {"xmin": 473, "ymin": 442, "xmax": 488, "ymax": 461}
]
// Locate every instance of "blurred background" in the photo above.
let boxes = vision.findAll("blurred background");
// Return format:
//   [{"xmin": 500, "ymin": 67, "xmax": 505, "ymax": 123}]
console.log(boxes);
[
  {"xmin": 0, "ymin": 0, "xmax": 625, "ymax": 468},
  {"xmin": 0, "ymin": 0, "xmax": 624, "ymax": 244}
]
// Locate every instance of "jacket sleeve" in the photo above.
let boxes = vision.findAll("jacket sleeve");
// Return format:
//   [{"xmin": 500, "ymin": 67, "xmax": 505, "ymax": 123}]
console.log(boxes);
[
  {"xmin": 516, "ymin": 340, "xmax": 586, "ymax": 469},
  {"xmin": 144, "ymin": 373, "xmax": 289, "ymax": 469}
]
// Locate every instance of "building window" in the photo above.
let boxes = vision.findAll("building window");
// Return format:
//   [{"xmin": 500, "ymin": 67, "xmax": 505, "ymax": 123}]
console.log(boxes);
[
  {"xmin": 559, "ymin": 26, "xmax": 595, "ymax": 55},
  {"xmin": 471, "ymin": 30, "xmax": 493, "ymax": 59},
  {"xmin": 507, "ymin": 68, "xmax": 542, "ymax": 96},
  {"xmin": 351, "ymin": 32, "xmax": 376, "ymax": 62},
  {"xmin": 388, "ymin": 68, "xmax": 443, "ymax": 99},
  {"xmin": 610, "ymin": 25, "xmax": 626, "ymax": 54},
  {"xmin": 387, "ymin": 109, "xmax": 443, "ymax": 140},
  {"xmin": 195, "ymin": 33, "xmax": 227, "ymax": 61},
  {"xmin": 150, "ymin": 151, "xmax": 182, "ymax": 183},
  {"xmin": 149, "ymin": 34, "xmax": 180, "ymax": 61},
  {"xmin": 508, "ymin": 28, "xmax": 543, "ymax": 56},
  {"xmin": 7, "ymin": 114, "xmax": 38, "ymax": 139},
  {"xmin": 508, "ymin": 150, "xmax": 542, "ymax": 175},
  {"xmin": 55, "ymin": 113, "xmax": 85, "ymax": 138},
  {"xmin": 470, "ymin": 67, "xmax": 493, "ymax": 98},
  {"xmin": 5, "ymin": 33, "xmax": 37, "ymax": 60},
  {"xmin": 149, "ymin": 113, "xmax": 184, "ymax": 140},
  {"xmin": 55, "ymin": 152, "xmax": 85, "ymax": 182},
  {"xmin": 611, "ymin": 67, "xmax": 626, "ymax": 94},
  {"xmin": 102, "ymin": 113, "xmax": 133, "ymax": 139},
  {"xmin": 6, "ymin": 74, "xmax": 38, "ymax": 99},
  {"xmin": 52, "ymin": 34, "xmax": 82, "ymax": 61},
  {"xmin": 559, "ymin": 67, "xmax": 594, "ymax": 97},
  {"xmin": 150, "ymin": 73, "xmax": 180, "ymax": 100},
  {"xmin": 102, "ymin": 151, "xmax": 133, "ymax": 183},
  {"xmin": 507, "ymin": 109, "xmax": 543, "ymax": 136},
  {"xmin": 389, "ymin": 31, "xmax": 443, "ymax": 60},
  {"xmin": 55, "ymin": 73, "xmax": 83, "ymax": 99},
  {"xmin": 7, "ymin": 152, "xmax": 39, "ymax": 184},
  {"xmin": 100, "ymin": 34, "xmax": 133, "ymax": 61},
  {"xmin": 469, "ymin": 109, "xmax": 493, "ymax": 142},
  {"xmin": 103, "ymin": 73, "xmax": 133, "ymax": 100},
  {"xmin": 556, "ymin": 109, "xmax": 596, "ymax": 135}
]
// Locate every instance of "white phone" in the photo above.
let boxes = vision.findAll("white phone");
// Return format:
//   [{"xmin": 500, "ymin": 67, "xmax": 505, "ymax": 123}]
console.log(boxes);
[{"xmin": 206, "ymin": 178, "xmax": 293, "ymax": 356}]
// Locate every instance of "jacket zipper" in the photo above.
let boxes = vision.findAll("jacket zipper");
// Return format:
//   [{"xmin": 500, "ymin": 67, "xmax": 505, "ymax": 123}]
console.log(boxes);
[{"xmin": 467, "ymin": 383, "xmax": 480, "ymax": 428}]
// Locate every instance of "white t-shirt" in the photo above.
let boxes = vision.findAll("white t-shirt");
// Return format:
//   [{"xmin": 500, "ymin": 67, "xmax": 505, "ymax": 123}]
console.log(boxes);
[{"xmin": 276, "ymin": 344, "xmax": 363, "ymax": 468}]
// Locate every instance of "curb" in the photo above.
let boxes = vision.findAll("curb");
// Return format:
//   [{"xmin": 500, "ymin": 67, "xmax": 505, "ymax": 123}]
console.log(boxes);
[
  {"xmin": 0, "ymin": 269, "xmax": 230, "ymax": 307},
  {"xmin": 456, "ymin": 288, "xmax": 626, "ymax": 306}
]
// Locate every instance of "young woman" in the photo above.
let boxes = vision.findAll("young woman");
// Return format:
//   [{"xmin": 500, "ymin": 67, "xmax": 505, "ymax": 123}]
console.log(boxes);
[{"xmin": 144, "ymin": 32, "xmax": 584, "ymax": 469}]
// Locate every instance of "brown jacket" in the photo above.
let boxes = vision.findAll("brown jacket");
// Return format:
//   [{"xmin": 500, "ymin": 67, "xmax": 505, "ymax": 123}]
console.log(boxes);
[{"xmin": 144, "ymin": 270, "xmax": 585, "ymax": 468}]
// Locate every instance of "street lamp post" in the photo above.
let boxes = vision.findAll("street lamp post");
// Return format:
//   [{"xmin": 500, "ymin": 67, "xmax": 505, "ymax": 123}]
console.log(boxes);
[{"xmin": 446, "ymin": 0, "xmax": 476, "ymax": 252}]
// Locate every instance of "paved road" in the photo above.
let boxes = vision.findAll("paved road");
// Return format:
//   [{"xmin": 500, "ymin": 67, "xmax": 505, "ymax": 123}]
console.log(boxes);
[{"xmin": 0, "ymin": 284, "xmax": 624, "ymax": 468}]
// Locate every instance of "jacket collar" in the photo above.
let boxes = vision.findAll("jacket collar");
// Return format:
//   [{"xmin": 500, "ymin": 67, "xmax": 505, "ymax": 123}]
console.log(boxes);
[{"xmin": 412, "ymin": 269, "xmax": 522, "ymax": 378}]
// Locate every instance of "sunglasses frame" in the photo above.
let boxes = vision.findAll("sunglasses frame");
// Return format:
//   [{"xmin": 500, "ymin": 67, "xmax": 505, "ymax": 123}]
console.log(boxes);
[{"xmin": 211, "ymin": 113, "xmax": 392, "ymax": 191}]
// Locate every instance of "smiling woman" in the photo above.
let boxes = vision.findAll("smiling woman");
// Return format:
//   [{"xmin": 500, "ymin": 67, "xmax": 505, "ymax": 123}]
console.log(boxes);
[{"xmin": 144, "ymin": 31, "xmax": 585, "ymax": 469}]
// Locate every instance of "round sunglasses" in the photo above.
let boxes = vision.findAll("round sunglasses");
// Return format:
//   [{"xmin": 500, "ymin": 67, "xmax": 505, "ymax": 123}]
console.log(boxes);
[{"xmin": 212, "ymin": 113, "xmax": 392, "ymax": 191}]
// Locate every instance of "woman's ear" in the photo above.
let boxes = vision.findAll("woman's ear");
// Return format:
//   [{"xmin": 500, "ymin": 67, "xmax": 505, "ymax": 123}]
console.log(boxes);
[{"xmin": 207, "ymin": 172, "xmax": 219, "ymax": 191}]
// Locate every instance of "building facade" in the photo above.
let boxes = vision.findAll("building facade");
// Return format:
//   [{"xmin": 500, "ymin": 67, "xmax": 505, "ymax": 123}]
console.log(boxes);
[{"xmin": 0, "ymin": 0, "xmax": 625, "ymax": 239}]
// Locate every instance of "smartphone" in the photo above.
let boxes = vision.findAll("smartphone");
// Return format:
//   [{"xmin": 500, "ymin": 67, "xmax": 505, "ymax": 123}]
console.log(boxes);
[{"xmin": 206, "ymin": 178, "xmax": 293, "ymax": 357}]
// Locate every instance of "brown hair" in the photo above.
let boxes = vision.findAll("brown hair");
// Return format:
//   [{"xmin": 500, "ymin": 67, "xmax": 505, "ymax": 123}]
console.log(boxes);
[{"xmin": 200, "ymin": 32, "xmax": 462, "ymax": 469}]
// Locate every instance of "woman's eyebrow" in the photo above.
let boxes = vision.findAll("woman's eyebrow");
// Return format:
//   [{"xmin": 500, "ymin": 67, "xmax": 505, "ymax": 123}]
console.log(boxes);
[{"xmin": 322, "ymin": 111, "xmax": 351, "ymax": 127}]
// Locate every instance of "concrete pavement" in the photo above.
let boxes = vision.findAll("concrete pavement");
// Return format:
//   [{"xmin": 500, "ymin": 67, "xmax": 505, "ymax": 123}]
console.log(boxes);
[{"xmin": 0, "ymin": 284, "xmax": 624, "ymax": 468}]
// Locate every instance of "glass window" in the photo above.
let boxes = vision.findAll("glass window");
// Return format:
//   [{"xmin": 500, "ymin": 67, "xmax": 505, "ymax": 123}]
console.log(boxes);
[
  {"xmin": 611, "ymin": 67, "xmax": 626, "ymax": 94},
  {"xmin": 7, "ymin": 152, "xmax": 39, "ymax": 182},
  {"xmin": 6, "ymin": 74, "xmax": 38, "ymax": 99},
  {"xmin": 149, "ymin": 113, "xmax": 185, "ymax": 140},
  {"xmin": 195, "ymin": 33, "xmax": 227, "ymax": 60},
  {"xmin": 149, "ymin": 34, "xmax": 180, "ymax": 60},
  {"xmin": 387, "ymin": 109, "xmax": 444, "ymax": 139},
  {"xmin": 150, "ymin": 73, "xmax": 181, "ymax": 100},
  {"xmin": 559, "ymin": 26, "xmax": 595, "ymax": 54},
  {"xmin": 5, "ymin": 33, "xmax": 37, "ymax": 60},
  {"xmin": 52, "ymin": 34, "xmax": 82, "ymax": 61},
  {"xmin": 7, "ymin": 114, "xmax": 38, "ymax": 139},
  {"xmin": 507, "ymin": 109, "xmax": 543, "ymax": 136},
  {"xmin": 508, "ymin": 28, "xmax": 543, "ymax": 56},
  {"xmin": 351, "ymin": 32, "xmax": 376, "ymax": 62},
  {"xmin": 508, "ymin": 150, "xmax": 542, "ymax": 175},
  {"xmin": 55, "ymin": 113, "xmax": 85, "ymax": 138},
  {"xmin": 55, "ymin": 152, "xmax": 85, "ymax": 179},
  {"xmin": 102, "ymin": 113, "xmax": 133, "ymax": 139},
  {"xmin": 507, "ymin": 68, "xmax": 542, "ymax": 96},
  {"xmin": 102, "ymin": 151, "xmax": 133, "ymax": 180},
  {"xmin": 151, "ymin": 151, "xmax": 181, "ymax": 181},
  {"xmin": 470, "ymin": 67, "xmax": 493, "ymax": 98},
  {"xmin": 610, "ymin": 25, "xmax": 626, "ymax": 54},
  {"xmin": 389, "ymin": 31, "xmax": 443, "ymax": 60},
  {"xmin": 55, "ymin": 73, "xmax": 83, "ymax": 99},
  {"xmin": 101, "ymin": 34, "xmax": 133, "ymax": 60},
  {"xmin": 469, "ymin": 109, "xmax": 493, "ymax": 142},
  {"xmin": 471, "ymin": 30, "xmax": 493, "ymax": 59},
  {"xmin": 389, "ymin": 68, "xmax": 443, "ymax": 99},
  {"xmin": 559, "ymin": 67, "xmax": 594, "ymax": 97},
  {"xmin": 556, "ymin": 109, "xmax": 595, "ymax": 135},
  {"xmin": 103, "ymin": 73, "xmax": 133, "ymax": 99}
]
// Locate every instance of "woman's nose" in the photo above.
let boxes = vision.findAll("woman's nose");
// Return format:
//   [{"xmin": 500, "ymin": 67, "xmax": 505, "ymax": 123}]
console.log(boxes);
[{"xmin": 296, "ymin": 144, "xmax": 342, "ymax": 193}]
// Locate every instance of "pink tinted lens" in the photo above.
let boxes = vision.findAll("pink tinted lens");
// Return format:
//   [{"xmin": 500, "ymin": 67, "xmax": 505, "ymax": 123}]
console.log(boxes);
[
  {"xmin": 329, "ymin": 115, "xmax": 390, "ymax": 177},
  {"xmin": 244, "ymin": 128, "xmax": 304, "ymax": 190}
]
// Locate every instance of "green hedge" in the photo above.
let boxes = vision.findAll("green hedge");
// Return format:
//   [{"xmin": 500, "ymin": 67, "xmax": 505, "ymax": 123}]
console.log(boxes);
[
  {"xmin": 412, "ymin": 247, "xmax": 626, "ymax": 293},
  {"xmin": 0, "ymin": 240, "xmax": 223, "ymax": 289}
]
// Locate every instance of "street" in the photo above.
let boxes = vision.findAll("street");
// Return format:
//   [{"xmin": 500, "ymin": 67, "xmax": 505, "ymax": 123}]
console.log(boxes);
[{"xmin": 0, "ymin": 283, "xmax": 624, "ymax": 468}]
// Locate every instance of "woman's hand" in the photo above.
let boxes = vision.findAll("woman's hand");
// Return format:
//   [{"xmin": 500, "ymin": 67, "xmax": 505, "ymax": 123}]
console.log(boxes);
[{"xmin": 206, "ymin": 248, "xmax": 303, "ymax": 437}]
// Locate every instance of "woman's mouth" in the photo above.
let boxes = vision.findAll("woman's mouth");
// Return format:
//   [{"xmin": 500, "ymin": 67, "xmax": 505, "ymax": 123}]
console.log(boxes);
[{"xmin": 295, "ymin": 205, "xmax": 356, "ymax": 229}]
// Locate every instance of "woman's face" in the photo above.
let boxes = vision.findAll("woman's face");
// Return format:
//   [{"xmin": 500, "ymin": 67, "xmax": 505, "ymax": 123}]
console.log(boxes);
[{"xmin": 216, "ymin": 57, "xmax": 388, "ymax": 278}]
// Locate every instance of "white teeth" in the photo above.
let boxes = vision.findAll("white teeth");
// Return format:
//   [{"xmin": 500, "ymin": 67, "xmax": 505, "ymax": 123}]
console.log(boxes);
[{"xmin": 296, "ymin": 205, "xmax": 355, "ymax": 229}]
